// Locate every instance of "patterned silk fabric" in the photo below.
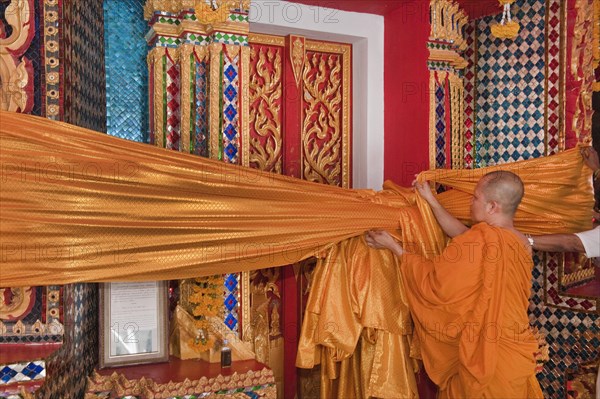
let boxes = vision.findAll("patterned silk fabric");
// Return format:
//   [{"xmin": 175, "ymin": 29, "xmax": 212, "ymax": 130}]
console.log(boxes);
[{"xmin": 0, "ymin": 110, "xmax": 594, "ymax": 288}]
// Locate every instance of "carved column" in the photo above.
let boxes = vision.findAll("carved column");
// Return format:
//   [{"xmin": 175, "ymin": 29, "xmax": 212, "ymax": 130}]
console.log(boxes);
[
  {"xmin": 145, "ymin": 0, "xmax": 251, "ymax": 346},
  {"xmin": 428, "ymin": 0, "xmax": 469, "ymax": 169}
]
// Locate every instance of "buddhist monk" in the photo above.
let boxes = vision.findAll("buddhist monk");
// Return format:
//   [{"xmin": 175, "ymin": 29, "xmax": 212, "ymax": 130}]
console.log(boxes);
[{"xmin": 366, "ymin": 171, "xmax": 544, "ymax": 398}]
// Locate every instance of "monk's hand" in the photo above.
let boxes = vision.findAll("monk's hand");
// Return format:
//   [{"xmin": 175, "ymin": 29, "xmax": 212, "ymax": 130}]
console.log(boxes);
[
  {"xmin": 413, "ymin": 180, "xmax": 436, "ymax": 204},
  {"xmin": 365, "ymin": 230, "xmax": 404, "ymax": 256},
  {"xmin": 581, "ymin": 146, "xmax": 600, "ymax": 171}
]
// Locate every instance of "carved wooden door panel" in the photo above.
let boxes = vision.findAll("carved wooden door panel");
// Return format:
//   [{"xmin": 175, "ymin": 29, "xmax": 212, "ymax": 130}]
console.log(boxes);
[{"xmin": 247, "ymin": 33, "xmax": 351, "ymax": 398}]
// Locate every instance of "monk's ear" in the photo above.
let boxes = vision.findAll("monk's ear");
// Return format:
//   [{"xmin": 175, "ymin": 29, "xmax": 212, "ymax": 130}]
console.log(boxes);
[{"xmin": 487, "ymin": 200, "xmax": 499, "ymax": 214}]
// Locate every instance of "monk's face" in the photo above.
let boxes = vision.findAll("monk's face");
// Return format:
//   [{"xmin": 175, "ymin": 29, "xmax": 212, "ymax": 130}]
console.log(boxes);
[{"xmin": 470, "ymin": 180, "xmax": 489, "ymax": 223}]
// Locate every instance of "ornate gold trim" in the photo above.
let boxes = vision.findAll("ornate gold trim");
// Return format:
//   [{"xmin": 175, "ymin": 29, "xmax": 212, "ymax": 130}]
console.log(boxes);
[
  {"xmin": 241, "ymin": 46, "xmax": 250, "ymax": 167},
  {"xmin": 428, "ymin": 48, "xmax": 468, "ymax": 69},
  {"xmin": 249, "ymin": 44, "xmax": 283, "ymax": 173},
  {"xmin": 144, "ymin": 0, "xmax": 250, "ymax": 20},
  {"xmin": 594, "ymin": 0, "xmax": 599, "ymax": 68},
  {"xmin": 194, "ymin": 0, "xmax": 235, "ymax": 24},
  {"xmin": 87, "ymin": 368, "xmax": 275, "ymax": 398},
  {"xmin": 429, "ymin": 71, "xmax": 438, "ymax": 169},
  {"xmin": 289, "ymin": 35, "xmax": 305, "ymax": 88},
  {"xmin": 559, "ymin": 0, "xmax": 566, "ymax": 151},
  {"xmin": 225, "ymin": 43, "xmax": 240, "ymax": 59},
  {"xmin": 180, "ymin": 44, "xmax": 193, "ymax": 153},
  {"xmin": 241, "ymin": 271, "xmax": 251, "ymax": 341},
  {"xmin": 248, "ymin": 33, "xmax": 285, "ymax": 47},
  {"xmin": 0, "ymin": 287, "xmax": 33, "ymax": 321},
  {"xmin": 209, "ymin": 42, "xmax": 222, "ymax": 159},
  {"xmin": 429, "ymin": 0, "xmax": 469, "ymax": 48},
  {"xmin": 303, "ymin": 40, "xmax": 351, "ymax": 188},
  {"xmin": 448, "ymin": 73, "xmax": 462, "ymax": 169},
  {"xmin": 149, "ymin": 47, "xmax": 166, "ymax": 148},
  {"xmin": 570, "ymin": 0, "xmax": 595, "ymax": 139},
  {"xmin": 151, "ymin": 19, "xmax": 249, "ymax": 40},
  {"xmin": 0, "ymin": 0, "xmax": 34, "ymax": 113},
  {"xmin": 341, "ymin": 44, "xmax": 351, "ymax": 188}
]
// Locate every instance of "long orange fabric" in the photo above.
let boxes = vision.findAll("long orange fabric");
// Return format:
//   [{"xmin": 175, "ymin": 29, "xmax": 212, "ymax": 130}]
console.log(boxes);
[
  {"xmin": 401, "ymin": 224, "xmax": 544, "ymax": 398},
  {"xmin": 0, "ymin": 110, "xmax": 595, "ymax": 288}
]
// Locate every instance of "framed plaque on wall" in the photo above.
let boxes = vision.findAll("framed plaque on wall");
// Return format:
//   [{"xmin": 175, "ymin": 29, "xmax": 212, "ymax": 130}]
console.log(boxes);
[{"xmin": 99, "ymin": 281, "xmax": 169, "ymax": 368}]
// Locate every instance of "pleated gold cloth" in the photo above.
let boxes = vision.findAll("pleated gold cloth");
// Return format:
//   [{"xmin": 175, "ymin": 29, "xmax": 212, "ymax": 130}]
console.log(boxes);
[
  {"xmin": 0, "ymin": 111, "xmax": 593, "ymax": 287},
  {"xmin": 0, "ymin": 111, "xmax": 595, "ymax": 398}
]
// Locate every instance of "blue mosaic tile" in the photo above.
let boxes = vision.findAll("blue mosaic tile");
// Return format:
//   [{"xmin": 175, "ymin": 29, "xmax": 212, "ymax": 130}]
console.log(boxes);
[
  {"xmin": 104, "ymin": 0, "xmax": 149, "ymax": 143},
  {"xmin": 224, "ymin": 294, "xmax": 238, "ymax": 312},
  {"xmin": 224, "ymin": 313, "xmax": 238, "ymax": 330}
]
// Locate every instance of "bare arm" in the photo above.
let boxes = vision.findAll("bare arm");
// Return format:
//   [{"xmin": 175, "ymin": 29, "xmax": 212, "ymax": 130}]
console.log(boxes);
[
  {"xmin": 414, "ymin": 181, "xmax": 469, "ymax": 238},
  {"xmin": 530, "ymin": 233, "xmax": 584, "ymax": 253},
  {"xmin": 581, "ymin": 146, "xmax": 599, "ymax": 171},
  {"xmin": 365, "ymin": 230, "xmax": 404, "ymax": 256}
]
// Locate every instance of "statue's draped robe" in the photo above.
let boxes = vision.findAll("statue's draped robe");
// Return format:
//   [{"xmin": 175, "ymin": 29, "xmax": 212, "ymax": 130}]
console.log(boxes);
[{"xmin": 0, "ymin": 111, "xmax": 594, "ymax": 397}]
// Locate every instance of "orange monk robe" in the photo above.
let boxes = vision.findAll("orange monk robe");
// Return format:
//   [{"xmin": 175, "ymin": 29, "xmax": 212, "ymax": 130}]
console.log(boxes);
[{"xmin": 400, "ymin": 223, "xmax": 544, "ymax": 399}]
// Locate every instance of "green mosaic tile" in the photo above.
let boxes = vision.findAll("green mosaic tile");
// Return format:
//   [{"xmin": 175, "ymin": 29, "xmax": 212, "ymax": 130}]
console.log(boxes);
[
  {"xmin": 229, "ymin": 14, "xmax": 248, "ymax": 22},
  {"xmin": 158, "ymin": 36, "xmax": 181, "ymax": 45}
]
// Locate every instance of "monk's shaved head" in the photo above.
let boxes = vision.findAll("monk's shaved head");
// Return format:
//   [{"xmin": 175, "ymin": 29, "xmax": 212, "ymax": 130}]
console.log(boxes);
[{"xmin": 479, "ymin": 171, "xmax": 524, "ymax": 216}]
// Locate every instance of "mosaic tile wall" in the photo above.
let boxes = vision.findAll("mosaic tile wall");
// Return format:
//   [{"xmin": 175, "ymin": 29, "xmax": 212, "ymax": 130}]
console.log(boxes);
[
  {"xmin": 34, "ymin": 1, "xmax": 105, "ymax": 396},
  {"xmin": 62, "ymin": 0, "xmax": 107, "ymax": 132},
  {"xmin": 471, "ymin": 1, "xmax": 599, "ymax": 397},
  {"xmin": 35, "ymin": 284, "xmax": 99, "ymax": 398},
  {"xmin": 475, "ymin": 0, "xmax": 546, "ymax": 167},
  {"xmin": 104, "ymin": 0, "xmax": 149, "ymax": 142}
]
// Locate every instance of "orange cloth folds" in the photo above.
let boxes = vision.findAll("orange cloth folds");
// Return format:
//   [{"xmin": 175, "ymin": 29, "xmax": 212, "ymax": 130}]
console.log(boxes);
[
  {"xmin": 0, "ymin": 112, "xmax": 403, "ymax": 286},
  {"xmin": 0, "ymin": 111, "xmax": 593, "ymax": 286}
]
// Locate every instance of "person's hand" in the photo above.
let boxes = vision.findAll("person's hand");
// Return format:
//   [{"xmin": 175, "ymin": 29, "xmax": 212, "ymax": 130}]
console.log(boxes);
[
  {"xmin": 581, "ymin": 146, "xmax": 600, "ymax": 171},
  {"xmin": 365, "ymin": 230, "xmax": 404, "ymax": 255},
  {"xmin": 413, "ymin": 180, "xmax": 436, "ymax": 204}
]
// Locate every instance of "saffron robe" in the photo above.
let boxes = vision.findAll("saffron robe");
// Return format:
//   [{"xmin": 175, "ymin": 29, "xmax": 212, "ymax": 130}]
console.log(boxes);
[{"xmin": 401, "ymin": 223, "xmax": 544, "ymax": 399}]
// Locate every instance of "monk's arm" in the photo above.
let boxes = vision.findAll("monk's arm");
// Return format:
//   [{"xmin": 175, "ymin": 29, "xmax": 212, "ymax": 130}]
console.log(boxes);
[
  {"xmin": 365, "ymin": 230, "xmax": 404, "ymax": 256},
  {"xmin": 415, "ymin": 181, "xmax": 469, "ymax": 238},
  {"xmin": 530, "ymin": 233, "xmax": 584, "ymax": 253}
]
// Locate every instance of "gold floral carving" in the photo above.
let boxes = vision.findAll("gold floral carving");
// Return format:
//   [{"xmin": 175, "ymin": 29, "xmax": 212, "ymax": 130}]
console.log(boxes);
[
  {"xmin": 448, "ymin": 72, "xmax": 465, "ymax": 169},
  {"xmin": 594, "ymin": 0, "xmax": 599, "ymax": 69},
  {"xmin": 290, "ymin": 35, "xmax": 305, "ymax": 87},
  {"xmin": 249, "ymin": 268, "xmax": 281, "ymax": 364},
  {"xmin": 144, "ymin": 0, "xmax": 193, "ymax": 19},
  {"xmin": 249, "ymin": 33, "xmax": 285, "ymax": 47},
  {"xmin": 303, "ymin": 41, "xmax": 351, "ymax": 188},
  {"xmin": 149, "ymin": 47, "xmax": 166, "ymax": 148},
  {"xmin": 86, "ymin": 369, "xmax": 276, "ymax": 399},
  {"xmin": 209, "ymin": 42, "xmax": 223, "ymax": 160},
  {"xmin": 145, "ymin": 0, "xmax": 250, "ymax": 18},
  {"xmin": 428, "ymin": 48, "xmax": 468, "ymax": 69},
  {"xmin": 570, "ymin": 0, "xmax": 595, "ymax": 138},
  {"xmin": 429, "ymin": 71, "xmax": 438, "ymax": 169},
  {"xmin": 241, "ymin": 271, "xmax": 251, "ymax": 341},
  {"xmin": 0, "ymin": 0, "xmax": 34, "ymax": 113},
  {"xmin": 194, "ymin": 0, "xmax": 235, "ymax": 24},
  {"xmin": 301, "ymin": 53, "xmax": 342, "ymax": 186},
  {"xmin": 249, "ymin": 45, "xmax": 283, "ymax": 174},
  {"xmin": 241, "ymin": 46, "xmax": 250, "ymax": 167},
  {"xmin": 180, "ymin": 44, "xmax": 194, "ymax": 154},
  {"xmin": 429, "ymin": 0, "xmax": 469, "ymax": 48},
  {"xmin": 226, "ymin": 43, "xmax": 240, "ymax": 59},
  {"xmin": 0, "ymin": 287, "xmax": 33, "ymax": 320}
]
